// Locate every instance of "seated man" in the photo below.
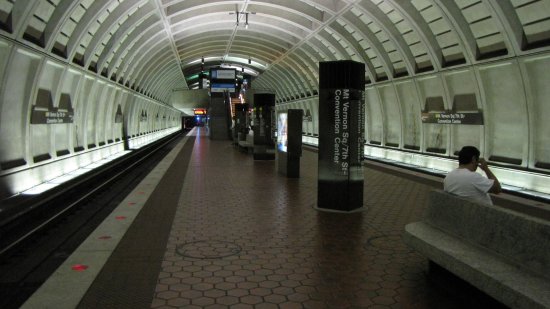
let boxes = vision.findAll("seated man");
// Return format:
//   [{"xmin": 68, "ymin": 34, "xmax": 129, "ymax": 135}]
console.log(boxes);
[{"xmin": 444, "ymin": 146, "xmax": 502, "ymax": 205}]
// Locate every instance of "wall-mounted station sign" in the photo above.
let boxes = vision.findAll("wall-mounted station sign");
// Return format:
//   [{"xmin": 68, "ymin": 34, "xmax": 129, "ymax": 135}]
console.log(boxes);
[
  {"xmin": 31, "ymin": 91, "xmax": 74, "ymax": 124},
  {"xmin": 31, "ymin": 108, "xmax": 74, "ymax": 124},
  {"xmin": 421, "ymin": 111, "xmax": 484, "ymax": 125}
]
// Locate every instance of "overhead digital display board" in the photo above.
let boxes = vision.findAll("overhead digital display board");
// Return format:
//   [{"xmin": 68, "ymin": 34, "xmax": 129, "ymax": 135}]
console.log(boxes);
[
  {"xmin": 210, "ymin": 68, "xmax": 236, "ymax": 93},
  {"xmin": 210, "ymin": 83, "xmax": 236, "ymax": 93},
  {"xmin": 211, "ymin": 69, "xmax": 235, "ymax": 80}
]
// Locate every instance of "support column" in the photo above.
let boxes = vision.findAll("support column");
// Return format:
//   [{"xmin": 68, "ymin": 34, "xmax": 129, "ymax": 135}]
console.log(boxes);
[
  {"xmin": 277, "ymin": 109, "xmax": 303, "ymax": 178},
  {"xmin": 317, "ymin": 60, "xmax": 365, "ymax": 211},
  {"xmin": 234, "ymin": 103, "xmax": 249, "ymax": 143},
  {"xmin": 253, "ymin": 93, "xmax": 275, "ymax": 160},
  {"xmin": 209, "ymin": 93, "xmax": 230, "ymax": 140}
]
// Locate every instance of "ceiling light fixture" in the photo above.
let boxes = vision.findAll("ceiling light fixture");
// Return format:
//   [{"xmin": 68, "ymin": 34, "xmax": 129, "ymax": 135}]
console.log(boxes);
[{"xmin": 230, "ymin": 11, "xmax": 255, "ymax": 28}]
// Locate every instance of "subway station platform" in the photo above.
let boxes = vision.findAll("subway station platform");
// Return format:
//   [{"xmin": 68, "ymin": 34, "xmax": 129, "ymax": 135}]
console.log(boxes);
[{"xmin": 22, "ymin": 126, "xmax": 536, "ymax": 309}]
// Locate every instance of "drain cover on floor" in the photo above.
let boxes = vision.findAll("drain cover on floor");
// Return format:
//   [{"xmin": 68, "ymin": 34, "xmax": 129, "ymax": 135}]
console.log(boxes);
[{"xmin": 176, "ymin": 240, "xmax": 242, "ymax": 259}]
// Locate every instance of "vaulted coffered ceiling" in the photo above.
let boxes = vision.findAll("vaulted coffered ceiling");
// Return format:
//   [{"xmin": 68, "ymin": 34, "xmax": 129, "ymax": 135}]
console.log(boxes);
[{"xmin": 1, "ymin": 0, "xmax": 548, "ymax": 106}]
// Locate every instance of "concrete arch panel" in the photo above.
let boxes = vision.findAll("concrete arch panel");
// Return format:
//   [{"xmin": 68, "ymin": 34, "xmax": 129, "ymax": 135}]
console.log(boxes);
[
  {"xmin": 415, "ymin": 75, "xmax": 449, "ymax": 154},
  {"xmin": 476, "ymin": 61, "xmax": 528, "ymax": 167},
  {"xmin": 442, "ymin": 69, "xmax": 483, "ymax": 155},
  {"xmin": 520, "ymin": 54, "xmax": 550, "ymax": 171},
  {"xmin": 394, "ymin": 80, "xmax": 422, "ymax": 152},
  {"xmin": 377, "ymin": 84, "xmax": 403, "ymax": 148},
  {"xmin": 0, "ymin": 47, "xmax": 41, "ymax": 174},
  {"xmin": 365, "ymin": 86, "xmax": 384, "ymax": 145}
]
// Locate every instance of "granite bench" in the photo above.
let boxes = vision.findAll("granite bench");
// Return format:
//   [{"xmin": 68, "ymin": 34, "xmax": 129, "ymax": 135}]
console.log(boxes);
[{"xmin": 403, "ymin": 190, "xmax": 550, "ymax": 309}]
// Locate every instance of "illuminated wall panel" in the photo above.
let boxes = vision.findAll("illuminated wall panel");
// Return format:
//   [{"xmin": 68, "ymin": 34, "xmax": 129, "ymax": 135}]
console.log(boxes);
[
  {"xmin": 416, "ymin": 75, "xmax": 448, "ymax": 154},
  {"xmin": 31, "ymin": 61, "xmax": 64, "ymax": 163},
  {"xmin": 521, "ymin": 55, "xmax": 550, "ymax": 171},
  {"xmin": 128, "ymin": 97, "xmax": 138, "ymax": 137},
  {"xmin": 477, "ymin": 62, "xmax": 528, "ymax": 166},
  {"xmin": 95, "ymin": 83, "xmax": 110, "ymax": 146},
  {"xmin": 104, "ymin": 86, "xmax": 117, "ymax": 144},
  {"xmin": 394, "ymin": 80, "xmax": 421, "ymax": 151},
  {"xmin": 77, "ymin": 77, "xmax": 95, "ymax": 150},
  {"xmin": 378, "ymin": 84, "xmax": 401, "ymax": 147},
  {"xmin": 443, "ymin": 69, "xmax": 482, "ymax": 155},
  {"xmin": 110, "ymin": 88, "xmax": 123, "ymax": 141},
  {"xmin": 1, "ymin": 48, "xmax": 41, "ymax": 171},
  {"xmin": 365, "ymin": 87, "xmax": 383, "ymax": 144},
  {"xmin": 55, "ymin": 69, "xmax": 82, "ymax": 158},
  {"xmin": 85, "ymin": 80, "xmax": 100, "ymax": 148}
]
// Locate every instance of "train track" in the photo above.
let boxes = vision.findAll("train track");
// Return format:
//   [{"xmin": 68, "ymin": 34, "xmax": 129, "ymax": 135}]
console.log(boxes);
[{"xmin": 0, "ymin": 131, "xmax": 187, "ymax": 309}]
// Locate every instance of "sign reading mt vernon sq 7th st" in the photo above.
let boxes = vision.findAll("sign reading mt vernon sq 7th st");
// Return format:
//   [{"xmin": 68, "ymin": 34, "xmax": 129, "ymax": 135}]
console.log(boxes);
[
  {"xmin": 318, "ymin": 60, "xmax": 365, "ymax": 212},
  {"xmin": 331, "ymin": 89, "xmax": 364, "ymax": 176},
  {"xmin": 421, "ymin": 111, "xmax": 484, "ymax": 125}
]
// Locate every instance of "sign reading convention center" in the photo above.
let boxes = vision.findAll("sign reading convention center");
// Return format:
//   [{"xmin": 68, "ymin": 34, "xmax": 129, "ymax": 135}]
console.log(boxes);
[
  {"xmin": 421, "ymin": 111, "xmax": 484, "ymax": 125},
  {"xmin": 322, "ymin": 89, "xmax": 364, "ymax": 176},
  {"xmin": 318, "ymin": 60, "xmax": 365, "ymax": 212}
]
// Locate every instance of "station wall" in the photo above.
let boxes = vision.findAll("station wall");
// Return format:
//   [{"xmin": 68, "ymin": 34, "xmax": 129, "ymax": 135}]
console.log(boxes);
[
  {"xmin": 0, "ymin": 38, "xmax": 181, "ymax": 199},
  {"xmin": 277, "ymin": 52, "xmax": 550, "ymax": 195}
]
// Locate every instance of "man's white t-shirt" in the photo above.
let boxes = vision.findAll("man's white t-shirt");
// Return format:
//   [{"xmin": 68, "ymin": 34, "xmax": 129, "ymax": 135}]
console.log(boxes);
[{"xmin": 444, "ymin": 168, "xmax": 494, "ymax": 205}]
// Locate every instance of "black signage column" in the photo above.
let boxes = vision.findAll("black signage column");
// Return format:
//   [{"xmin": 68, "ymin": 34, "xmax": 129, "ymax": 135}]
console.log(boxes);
[
  {"xmin": 317, "ymin": 60, "xmax": 365, "ymax": 211},
  {"xmin": 277, "ymin": 109, "xmax": 303, "ymax": 178},
  {"xmin": 253, "ymin": 93, "xmax": 275, "ymax": 160},
  {"xmin": 209, "ymin": 93, "xmax": 230, "ymax": 140},
  {"xmin": 234, "ymin": 103, "xmax": 249, "ymax": 143}
]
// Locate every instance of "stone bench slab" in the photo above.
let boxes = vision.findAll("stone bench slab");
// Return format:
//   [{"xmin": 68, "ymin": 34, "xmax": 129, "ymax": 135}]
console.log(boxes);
[
  {"xmin": 405, "ymin": 222, "xmax": 550, "ymax": 309},
  {"xmin": 404, "ymin": 190, "xmax": 550, "ymax": 309}
]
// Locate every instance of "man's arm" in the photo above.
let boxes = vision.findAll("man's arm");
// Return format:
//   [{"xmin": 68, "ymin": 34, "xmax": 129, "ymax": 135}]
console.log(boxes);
[{"xmin": 478, "ymin": 158, "xmax": 502, "ymax": 194}]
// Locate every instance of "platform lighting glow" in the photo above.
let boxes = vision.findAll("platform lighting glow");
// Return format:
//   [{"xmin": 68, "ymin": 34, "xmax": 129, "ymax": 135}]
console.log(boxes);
[
  {"xmin": 48, "ymin": 174, "xmax": 80, "ymax": 184},
  {"xmin": 21, "ymin": 150, "xmax": 132, "ymax": 195},
  {"xmin": 23, "ymin": 183, "xmax": 59, "ymax": 195},
  {"xmin": 128, "ymin": 127, "xmax": 179, "ymax": 150},
  {"xmin": 68, "ymin": 169, "xmax": 89, "ymax": 176},
  {"xmin": 84, "ymin": 161, "xmax": 108, "ymax": 169},
  {"xmin": 299, "ymin": 136, "xmax": 550, "ymax": 200}
]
